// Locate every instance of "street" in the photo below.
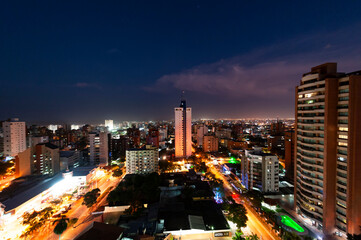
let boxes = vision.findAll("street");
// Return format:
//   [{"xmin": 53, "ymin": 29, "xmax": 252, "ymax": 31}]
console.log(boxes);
[{"xmin": 207, "ymin": 161, "xmax": 279, "ymax": 240}]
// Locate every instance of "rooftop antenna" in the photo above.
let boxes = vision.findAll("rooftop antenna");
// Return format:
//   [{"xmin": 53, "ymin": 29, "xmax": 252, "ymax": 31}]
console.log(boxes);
[{"xmin": 180, "ymin": 90, "xmax": 186, "ymax": 109}]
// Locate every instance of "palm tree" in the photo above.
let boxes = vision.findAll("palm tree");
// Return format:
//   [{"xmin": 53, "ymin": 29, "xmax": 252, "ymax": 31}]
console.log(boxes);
[{"xmin": 53, "ymin": 216, "xmax": 69, "ymax": 240}]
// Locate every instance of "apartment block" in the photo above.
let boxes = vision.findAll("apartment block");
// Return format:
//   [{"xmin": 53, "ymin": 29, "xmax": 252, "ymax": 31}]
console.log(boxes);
[
  {"xmin": 126, "ymin": 145, "xmax": 159, "ymax": 174},
  {"xmin": 89, "ymin": 132, "xmax": 109, "ymax": 166},
  {"xmin": 3, "ymin": 118, "xmax": 26, "ymax": 157},
  {"xmin": 241, "ymin": 147, "xmax": 279, "ymax": 193},
  {"xmin": 203, "ymin": 135, "xmax": 218, "ymax": 152},
  {"xmin": 295, "ymin": 63, "xmax": 361, "ymax": 237}
]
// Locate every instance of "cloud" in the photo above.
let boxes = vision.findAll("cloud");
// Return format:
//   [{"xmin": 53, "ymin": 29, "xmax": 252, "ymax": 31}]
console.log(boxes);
[
  {"xmin": 146, "ymin": 23, "xmax": 361, "ymax": 100},
  {"xmin": 149, "ymin": 60, "xmax": 302, "ymax": 99}
]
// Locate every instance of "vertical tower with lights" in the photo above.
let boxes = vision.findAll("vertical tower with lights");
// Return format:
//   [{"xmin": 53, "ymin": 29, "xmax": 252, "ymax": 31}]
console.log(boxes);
[{"xmin": 174, "ymin": 92, "xmax": 192, "ymax": 158}]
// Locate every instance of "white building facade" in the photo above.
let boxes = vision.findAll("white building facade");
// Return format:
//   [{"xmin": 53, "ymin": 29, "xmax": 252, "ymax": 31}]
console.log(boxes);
[
  {"xmin": 241, "ymin": 147, "xmax": 279, "ymax": 193},
  {"xmin": 3, "ymin": 118, "xmax": 26, "ymax": 157}
]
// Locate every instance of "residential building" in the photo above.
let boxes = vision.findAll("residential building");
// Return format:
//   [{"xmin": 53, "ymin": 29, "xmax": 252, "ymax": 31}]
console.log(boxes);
[
  {"xmin": 3, "ymin": 118, "xmax": 26, "ymax": 157},
  {"xmin": 60, "ymin": 150, "xmax": 81, "ymax": 170},
  {"xmin": 110, "ymin": 136, "xmax": 129, "ymax": 161},
  {"xmin": 215, "ymin": 129, "xmax": 232, "ymax": 139},
  {"xmin": 146, "ymin": 128, "xmax": 159, "ymax": 147},
  {"xmin": 197, "ymin": 124, "xmax": 208, "ymax": 147},
  {"xmin": 295, "ymin": 63, "xmax": 361, "ymax": 237},
  {"xmin": 203, "ymin": 135, "xmax": 218, "ymax": 152},
  {"xmin": 33, "ymin": 143, "xmax": 60, "ymax": 176},
  {"xmin": 89, "ymin": 132, "xmax": 109, "ymax": 166},
  {"xmin": 15, "ymin": 148, "xmax": 32, "ymax": 178},
  {"xmin": 174, "ymin": 97, "xmax": 192, "ymax": 158},
  {"xmin": 241, "ymin": 147, "xmax": 279, "ymax": 193},
  {"xmin": 127, "ymin": 127, "xmax": 141, "ymax": 148},
  {"xmin": 126, "ymin": 145, "xmax": 159, "ymax": 174},
  {"xmin": 158, "ymin": 127, "xmax": 167, "ymax": 142},
  {"xmin": 29, "ymin": 136, "xmax": 49, "ymax": 147}
]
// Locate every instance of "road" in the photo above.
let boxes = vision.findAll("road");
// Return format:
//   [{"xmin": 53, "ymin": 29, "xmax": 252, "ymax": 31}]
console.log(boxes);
[
  {"xmin": 0, "ymin": 175, "xmax": 15, "ymax": 192},
  {"xmin": 0, "ymin": 168, "xmax": 123, "ymax": 240},
  {"xmin": 207, "ymin": 162, "xmax": 279, "ymax": 240},
  {"xmin": 45, "ymin": 172, "xmax": 124, "ymax": 240}
]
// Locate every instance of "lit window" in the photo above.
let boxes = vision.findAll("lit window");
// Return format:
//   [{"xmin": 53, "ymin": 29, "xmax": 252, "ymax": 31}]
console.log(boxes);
[{"xmin": 339, "ymin": 135, "xmax": 348, "ymax": 140}]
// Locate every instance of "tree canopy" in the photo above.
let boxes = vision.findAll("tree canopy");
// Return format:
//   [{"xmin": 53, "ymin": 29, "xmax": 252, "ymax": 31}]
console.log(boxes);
[
  {"xmin": 112, "ymin": 168, "xmax": 123, "ymax": 177},
  {"xmin": 223, "ymin": 201, "xmax": 248, "ymax": 229},
  {"xmin": 21, "ymin": 207, "xmax": 54, "ymax": 238},
  {"xmin": 82, "ymin": 188, "xmax": 101, "ymax": 208},
  {"xmin": 107, "ymin": 173, "xmax": 161, "ymax": 212}
]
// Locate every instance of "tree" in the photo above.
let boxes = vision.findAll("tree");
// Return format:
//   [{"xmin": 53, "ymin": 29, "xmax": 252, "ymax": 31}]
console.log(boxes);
[
  {"xmin": 224, "ymin": 201, "xmax": 248, "ymax": 229},
  {"xmin": 0, "ymin": 160, "xmax": 14, "ymax": 175},
  {"xmin": 112, "ymin": 168, "xmax": 123, "ymax": 177},
  {"xmin": 53, "ymin": 216, "xmax": 69, "ymax": 240},
  {"xmin": 282, "ymin": 231, "xmax": 301, "ymax": 240},
  {"xmin": 82, "ymin": 188, "xmax": 101, "ymax": 208},
  {"xmin": 245, "ymin": 233, "xmax": 260, "ymax": 240},
  {"xmin": 348, "ymin": 233, "xmax": 361, "ymax": 240},
  {"xmin": 21, "ymin": 207, "xmax": 54, "ymax": 238},
  {"xmin": 68, "ymin": 218, "xmax": 78, "ymax": 228},
  {"xmin": 233, "ymin": 230, "xmax": 245, "ymax": 240},
  {"xmin": 159, "ymin": 160, "xmax": 174, "ymax": 173},
  {"xmin": 303, "ymin": 236, "xmax": 313, "ymax": 240},
  {"xmin": 244, "ymin": 190, "xmax": 264, "ymax": 209}
]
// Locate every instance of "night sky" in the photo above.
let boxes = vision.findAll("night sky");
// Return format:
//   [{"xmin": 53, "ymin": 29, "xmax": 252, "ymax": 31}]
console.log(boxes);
[{"xmin": 1, "ymin": 1, "xmax": 361, "ymax": 124}]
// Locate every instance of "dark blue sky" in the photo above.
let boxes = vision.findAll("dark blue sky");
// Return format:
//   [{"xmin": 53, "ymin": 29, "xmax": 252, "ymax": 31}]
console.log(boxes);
[{"xmin": 1, "ymin": 1, "xmax": 361, "ymax": 124}]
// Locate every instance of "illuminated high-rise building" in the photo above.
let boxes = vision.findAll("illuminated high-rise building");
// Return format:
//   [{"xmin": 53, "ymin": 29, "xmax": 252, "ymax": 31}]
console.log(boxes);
[
  {"xmin": 3, "ymin": 118, "xmax": 26, "ymax": 157},
  {"xmin": 295, "ymin": 63, "xmax": 361, "ymax": 237},
  {"xmin": 174, "ymin": 96, "xmax": 192, "ymax": 158},
  {"xmin": 89, "ymin": 132, "xmax": 109, "ymax": 166}
]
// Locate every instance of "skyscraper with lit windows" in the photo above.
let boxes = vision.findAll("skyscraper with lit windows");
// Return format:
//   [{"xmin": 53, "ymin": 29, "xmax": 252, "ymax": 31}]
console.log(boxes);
[
  {"xmin": 295, "ymin": 63, "xmax": 361, "ymax": 238},
  {"xmin": 174, "ymin": 96, "xmax": 192, "ymax": 158}
]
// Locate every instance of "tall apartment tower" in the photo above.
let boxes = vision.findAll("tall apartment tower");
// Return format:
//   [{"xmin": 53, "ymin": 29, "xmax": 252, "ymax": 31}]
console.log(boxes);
[
  {"xmin": 89, "ymin": 132, "xmax": 109, "ymax": 166},
  {"xmin": 174, "ymin": 97, "xmax": 192, "ymax": 158},
  {"xmin": 3, "ymin": 118, "xmax": 26, "ymax": 157},
  {"xmin": 295, "ymin": 63, "xmax": 361, "ymax": 237}
]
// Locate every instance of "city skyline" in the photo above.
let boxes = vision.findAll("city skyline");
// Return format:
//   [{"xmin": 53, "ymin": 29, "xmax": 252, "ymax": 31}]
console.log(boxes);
[{"xmin": 2, "ymin": 1, "xmax": 361, "ymax": 122}]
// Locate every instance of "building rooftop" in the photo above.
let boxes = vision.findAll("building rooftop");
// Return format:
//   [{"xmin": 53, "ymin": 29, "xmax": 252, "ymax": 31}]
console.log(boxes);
[
  {"xmin": 72, "ymin": 166, "xmax": 96, "ymax": 177},
  {"xmin": 37, "ymin": 142, "xmax": 59, "ymax": 149},
  {"xmin": 2, "ymin": 174, "xmax": 63, "ymax": 212},
  {"xmin": 74, "ymin": 222, "xmax": 124, "ymax": 240},
  {"xmin": 159, "ymin": 200, "xmax": 230, "ymax": 232}
]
